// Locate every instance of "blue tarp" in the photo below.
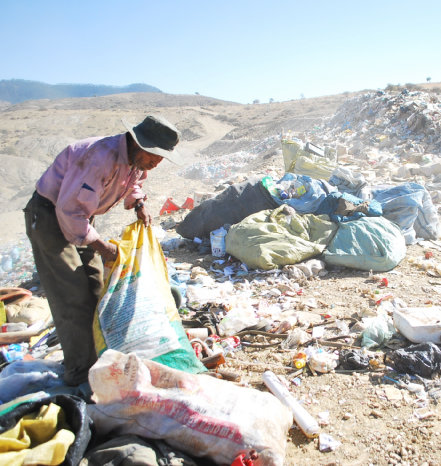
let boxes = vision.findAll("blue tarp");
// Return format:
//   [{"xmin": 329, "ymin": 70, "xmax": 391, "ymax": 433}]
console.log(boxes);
[
  {"xmin": 323, "ymin": 216, "xmax": 406, "ymax": 272},
  {"xmin": 372, "ymin": 183, "xmax": 440, "ymax": 244}
]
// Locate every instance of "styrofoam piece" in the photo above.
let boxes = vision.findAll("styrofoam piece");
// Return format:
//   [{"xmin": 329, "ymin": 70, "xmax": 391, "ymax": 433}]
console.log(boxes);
[{"xmin": 393, "ymin": 307, "xmax": 441, "ymax": 343}]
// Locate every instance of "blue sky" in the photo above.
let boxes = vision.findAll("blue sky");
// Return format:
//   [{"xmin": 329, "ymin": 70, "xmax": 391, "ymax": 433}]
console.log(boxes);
[{"xmin": 1, "ymin": 0, "xmax": 440, "ymax": 104}]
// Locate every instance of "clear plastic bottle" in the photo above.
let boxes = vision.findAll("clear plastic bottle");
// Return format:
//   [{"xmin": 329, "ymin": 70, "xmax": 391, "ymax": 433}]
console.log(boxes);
[
  {"xmin": 1, "ymin": 255, "xmax": 12, "ymax": 272},
  {"xmin": 1, "ymin": 322, "xmax": 28, "ymax": 333},
  {"xmin": 10, "ymin": 247, "xmax": 20, "ymax": 262}
]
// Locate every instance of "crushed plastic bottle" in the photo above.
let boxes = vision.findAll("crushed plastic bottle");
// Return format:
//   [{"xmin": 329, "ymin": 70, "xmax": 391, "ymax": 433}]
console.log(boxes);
[
  {"xmin": 220, "ymin": 336, "xmax": 241, "ymax": 356},
  {"xmin": 281, "ymin": 328, "xmax": 311, "ymax": 349}
]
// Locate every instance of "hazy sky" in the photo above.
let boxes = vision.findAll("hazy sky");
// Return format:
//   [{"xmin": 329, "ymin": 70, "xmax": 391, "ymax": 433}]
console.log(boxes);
[{"xmin": 1, "ymin": 0, "xmax": 440, "ymax": 104}]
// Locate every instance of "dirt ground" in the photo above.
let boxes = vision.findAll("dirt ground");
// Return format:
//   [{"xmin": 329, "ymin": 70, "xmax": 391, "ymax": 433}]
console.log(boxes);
[{"xmin": 1, "ymin": 86, "xmax": 441, "ymax": 465}]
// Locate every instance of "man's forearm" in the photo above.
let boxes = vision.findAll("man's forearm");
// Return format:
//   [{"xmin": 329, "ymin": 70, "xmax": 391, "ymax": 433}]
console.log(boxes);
[{"xmin": 89, "ymin": 238, "xmax": 118, "ymax": 261}]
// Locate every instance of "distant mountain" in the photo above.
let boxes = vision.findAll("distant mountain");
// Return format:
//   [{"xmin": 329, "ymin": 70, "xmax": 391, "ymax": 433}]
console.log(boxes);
[{"xmin": 0, "ymin": 79, "xmax": 162, "ymax": 104}]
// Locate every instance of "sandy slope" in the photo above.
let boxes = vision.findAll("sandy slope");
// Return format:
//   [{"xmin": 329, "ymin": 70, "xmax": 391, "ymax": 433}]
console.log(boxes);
[{"xmin": 0, "ymin": 91, "xmax": 351, "ymax": 244}]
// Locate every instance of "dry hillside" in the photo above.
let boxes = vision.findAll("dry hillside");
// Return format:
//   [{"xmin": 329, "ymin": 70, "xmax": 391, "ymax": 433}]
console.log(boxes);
[{"xmin": 0, "ymin": 90, "xmax": 357, "ymax": 243}]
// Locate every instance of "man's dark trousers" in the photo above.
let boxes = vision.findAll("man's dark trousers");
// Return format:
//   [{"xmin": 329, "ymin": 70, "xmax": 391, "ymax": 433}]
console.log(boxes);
[{"xmin": 24, "ymin": 192, "xmax": 103, "ymax": 385}]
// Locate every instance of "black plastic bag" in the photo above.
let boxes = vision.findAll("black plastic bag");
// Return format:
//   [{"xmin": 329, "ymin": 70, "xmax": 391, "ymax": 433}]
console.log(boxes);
[
  {"xmin": 339, "ymin": 349, "xmax": 370, "ymax": 370},
  {"xmin": 385, "ymin": 342, "xmax": 441, "ymax": 378},
  {"xmin": 176, "ymin": 177, "xmax": 278, "ymax": 239},
  {"xmin": 0, "ymin": 394, "xmax": 92, "ymax": 466}
]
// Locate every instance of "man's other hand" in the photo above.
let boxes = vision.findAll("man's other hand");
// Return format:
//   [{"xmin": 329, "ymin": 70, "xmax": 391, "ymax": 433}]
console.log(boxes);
[
  {"xmin": 89, "ymin": 239, "xmax": 118, "ymax": 262},
  {"xmin": 136, "ymin": 204, "xmax": 152, "ymax": 227}
]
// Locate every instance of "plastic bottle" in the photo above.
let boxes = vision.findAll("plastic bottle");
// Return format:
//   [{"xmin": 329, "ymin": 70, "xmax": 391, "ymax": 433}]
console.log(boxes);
[
  {"xmin": 293, "ymin": 180, "xmax": 307, "ymax": 198},
  {"xmin": 1, "ymin": 343, "xmax": 27, "ymax": 362},
  {"xmin": 10, "ymin": 247, "xmax": 20, "ymax": 262},
  {"xmin": 1, "ymin": 255, "xmax": 12, "ymax": 272},
  {"xmin": 1, "ymin": 322, "xmax": 28, "ymax": 333},
  {"xmin": 262, "ymin": 370, "xmax": 320, "ymax": 438},
  {"xmin": 293, "ymin": 351, "xmax": 307, "ymax": 369},
  {"xmin": 261, "ymin": 176, "xmax": 278, "ymax": 197}
]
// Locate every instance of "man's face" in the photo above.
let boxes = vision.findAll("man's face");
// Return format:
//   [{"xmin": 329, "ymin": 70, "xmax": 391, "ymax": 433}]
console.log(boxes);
[{"xmin": 131, "ymin": 147, "xmax": 164, "ymax": 171}]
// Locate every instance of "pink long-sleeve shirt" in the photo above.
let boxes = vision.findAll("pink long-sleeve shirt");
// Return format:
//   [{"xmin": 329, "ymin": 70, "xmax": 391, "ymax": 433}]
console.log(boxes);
[{"xmin": 36, "ymin": 133, "xmax": 147, "ymax": 246}]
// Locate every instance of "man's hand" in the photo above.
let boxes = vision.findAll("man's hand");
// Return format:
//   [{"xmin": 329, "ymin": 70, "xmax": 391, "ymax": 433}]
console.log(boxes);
[
  {"xmin": 89, "ymin": 239, "xmax": 118, "ymax": 262},
  {"xmin": 136, "ymin": 203, "xmax": 152, "ymax": 227}
]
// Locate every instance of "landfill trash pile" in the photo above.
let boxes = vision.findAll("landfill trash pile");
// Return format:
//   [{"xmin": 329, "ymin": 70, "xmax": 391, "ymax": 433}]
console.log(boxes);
[
  {"xmin": 322, "ymin": 89, "xmax": 441, "ymax": 156},
  {"xmin": 2, "ymin": 87, "xmax": 441, "ymax": 465},
  {"xmin": 180, "ymin": 135, "xmax": 281, "ymax": 182}
]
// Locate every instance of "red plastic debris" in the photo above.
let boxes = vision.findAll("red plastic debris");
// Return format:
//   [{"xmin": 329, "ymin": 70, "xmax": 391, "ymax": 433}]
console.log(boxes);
[
  {"xmin": 181, "ymin": 197, "xmax": 194, "ymax": 210},
  {"xmin": 379, "ymin": 277, "xmax": 389, "ymax": 287},
  {"xmin": 230, "ymin": 456, "xmax": 252, "ymax": 466},
  {"xmin": 221, "ymin": 336, "xmax": 241, "ymax": 349},
  {"xmin": 159, "ymin": 198, "xmax": 180, "ymax": 215},
  {"xmin": 191, "ymin": 341, "xmax": 203, "ymax": 359},
  {"xmin": 375, "ymin": 294, "xmax": 393, "ymax": 306},
  {"xmin": 230, "ymin": 450, "xmax": 258, "ymax": 466},
  {"xmin": 425, "ymin": 251, "xmax": 434, "ymax": 259}
]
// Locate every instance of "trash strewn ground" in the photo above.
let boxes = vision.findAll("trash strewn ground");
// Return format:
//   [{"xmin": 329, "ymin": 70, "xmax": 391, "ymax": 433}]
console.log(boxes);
[
  {"xmin": 2, "ymin": 86, "xmax": 441, "ymax": 465},
  {"xmin": 163, "ymin": 236, "xmax": 441, "ymax": 465}
]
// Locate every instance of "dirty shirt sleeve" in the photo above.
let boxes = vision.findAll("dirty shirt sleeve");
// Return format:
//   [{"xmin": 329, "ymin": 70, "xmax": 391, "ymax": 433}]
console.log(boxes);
[{"xmin": 54, "ymin": 147, "xmax": 114, "ymax": 246}]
